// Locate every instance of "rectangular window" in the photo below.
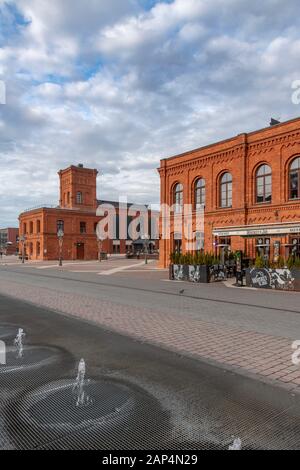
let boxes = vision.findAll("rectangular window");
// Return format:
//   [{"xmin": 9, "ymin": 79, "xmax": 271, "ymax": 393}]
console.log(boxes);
[
  {"xmin": 80, "ymin": 222, "xmax": 86, "ymax": 234},
  {"xmin": 290, "ymin": 172, "xmax": 299, "ymax": 199},
  {"xmin": 76, "ymin": 192, "xmax": 83, "ymax": 204},
  {"xmin": 57, "ymin": 220, "xmax": 64, "ymax": 232}
]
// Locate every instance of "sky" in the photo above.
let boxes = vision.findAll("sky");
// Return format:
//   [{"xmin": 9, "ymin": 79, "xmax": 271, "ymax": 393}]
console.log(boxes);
[{"xmin": 0, "ymin": 0, "xmax": 300, "ymax": 227}]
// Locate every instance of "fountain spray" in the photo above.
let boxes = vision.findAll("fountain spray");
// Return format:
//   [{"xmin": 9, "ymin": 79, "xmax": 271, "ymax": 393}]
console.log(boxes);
[
  {"xmin": 73, "ymin": 358, "xmax": 91, "ymax": 407},
  {"xmin": 14, "ymin": 328, "xmax": 26, "ymax": 359}
]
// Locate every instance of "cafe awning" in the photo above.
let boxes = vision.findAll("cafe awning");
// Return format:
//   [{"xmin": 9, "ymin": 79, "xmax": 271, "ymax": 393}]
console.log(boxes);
[{"xmin": 213, "ymin": 221, "xmax": 300, "ymax": 237}]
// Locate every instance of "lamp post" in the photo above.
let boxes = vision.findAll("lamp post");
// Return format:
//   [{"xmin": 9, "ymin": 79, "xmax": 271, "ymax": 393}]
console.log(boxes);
[
  {"xmin": 20, "ymin": 235, "xmax": 26, "ymax": 264},
  {"xmin": 57, "ymin": 228, "xmax": 64, "ymax": 267},
  {"xmin": 142, "ymin": 234, "xmax": 150, "ymax": 265},
  {"xmin": 97, "ymin": 234, "xmax": 104, "ymax": 262}
]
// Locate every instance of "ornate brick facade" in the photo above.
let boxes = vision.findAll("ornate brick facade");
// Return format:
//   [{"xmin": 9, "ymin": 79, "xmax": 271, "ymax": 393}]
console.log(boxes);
[
  {"xmin": 159, "ymin": 117, "xmax": 300, "ymax": 268},
  {"xmin": 19, "ymin": 164, "xmax": 158, "ymax": 261}
]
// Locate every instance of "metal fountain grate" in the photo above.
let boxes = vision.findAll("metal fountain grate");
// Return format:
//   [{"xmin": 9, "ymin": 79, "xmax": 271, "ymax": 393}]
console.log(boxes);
[{"xmin": 1, "ymin": 297, "xmax": 300, "ymax": 450}]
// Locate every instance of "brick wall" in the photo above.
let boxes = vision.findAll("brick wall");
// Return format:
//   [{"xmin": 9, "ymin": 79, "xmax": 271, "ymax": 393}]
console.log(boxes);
[{"xmin": 159, "ymin": 117, "xmax": 300, "ymax": 267}]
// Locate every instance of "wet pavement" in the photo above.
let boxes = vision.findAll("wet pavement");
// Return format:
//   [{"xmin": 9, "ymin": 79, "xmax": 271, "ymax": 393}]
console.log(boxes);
[{"xmin": 1, "ymin": 294, "xmax": 300, "ymax": 450}]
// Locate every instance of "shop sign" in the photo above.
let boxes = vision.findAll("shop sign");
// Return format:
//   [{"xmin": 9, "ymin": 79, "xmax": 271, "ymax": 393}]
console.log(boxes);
[{"xmin": 214, "ymin": 225, "xmax": 300, "ymax": 237}]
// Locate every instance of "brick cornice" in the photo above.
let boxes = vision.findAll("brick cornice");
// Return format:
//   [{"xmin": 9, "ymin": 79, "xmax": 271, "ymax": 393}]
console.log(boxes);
[
  {"xmin": 248, "ymin": 130, "xmax": 300, "ymax": 157},
  {"xmin": 164, "ymin": 129, "xmax": 300, "ymax": 174},
  {"xmin": 165, "ymin": 145, "xmax": 245, "ymax": 176}
]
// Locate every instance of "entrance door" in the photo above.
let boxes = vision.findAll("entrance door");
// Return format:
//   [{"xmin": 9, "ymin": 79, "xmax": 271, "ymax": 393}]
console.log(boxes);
[{"xmin": 76, "ymin": 243, "xmax": 84, "ymax": 260}]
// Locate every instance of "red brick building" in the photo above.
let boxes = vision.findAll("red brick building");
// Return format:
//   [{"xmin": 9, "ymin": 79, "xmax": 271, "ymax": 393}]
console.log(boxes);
[
  {"xmin": 0, "ymin": 228, "xmax": 19, "ymax": 255},
  {"xmin": 19, "ymin": 164, "xmax": 158, "ymax": 261},
  {"xmin": 158, "ymin": 117, "xmax": 300, "ymax": 268}
]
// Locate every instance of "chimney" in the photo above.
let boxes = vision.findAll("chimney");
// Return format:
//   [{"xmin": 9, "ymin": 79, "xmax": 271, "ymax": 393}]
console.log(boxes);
[{"xmin": 270, "ymin": 118, "xmax": 280, "ymax": 126}]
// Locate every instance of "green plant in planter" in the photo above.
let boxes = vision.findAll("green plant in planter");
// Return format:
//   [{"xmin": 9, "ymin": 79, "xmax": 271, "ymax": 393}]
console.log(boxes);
[
  {"xmin": 170, "ymin": 252, "xmax": 181, "ymax": 265},
  {"xmin": 287, "ymin": 255, "xmax": 294, "ymax": 270},
  {"xmin": 197, "ymin": 251, "xmax": 205, "ymax": 265},
  {"xmin": 255, "ymin": 255, "xmax": 265, "ymax": 268},
  {"xmin": 294, "ymin": 256, "xmax": 300, "ymax": 269},
  {"xmin": 287, "ymin": 255, "xmax": 300, "ymax": 270},
  {"xmin": 276, "ymin": 256, "xmax": 285, "ymax": 269},
  {"xmin": 188, "ymin": 253, "xmax": 194, "ymax": 265}
]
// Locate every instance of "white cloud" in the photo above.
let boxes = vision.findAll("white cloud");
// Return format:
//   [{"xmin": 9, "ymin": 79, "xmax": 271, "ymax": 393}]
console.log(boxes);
[{"xmin": 0, "ymin": 0, "xmax": 300, "ymax": 227}]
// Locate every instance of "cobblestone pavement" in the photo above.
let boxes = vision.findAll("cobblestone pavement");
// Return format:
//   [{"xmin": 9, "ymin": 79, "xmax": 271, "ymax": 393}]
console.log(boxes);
[{"xmin": 0, "ymin": 271, "xmax": 300, "ymax": 395}]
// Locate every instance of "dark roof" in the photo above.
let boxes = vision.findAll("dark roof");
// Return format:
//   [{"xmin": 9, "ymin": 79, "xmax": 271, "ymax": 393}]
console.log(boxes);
[{"xmin": 97, "ymin": 200, "xmax": 151, "ymax": 210}]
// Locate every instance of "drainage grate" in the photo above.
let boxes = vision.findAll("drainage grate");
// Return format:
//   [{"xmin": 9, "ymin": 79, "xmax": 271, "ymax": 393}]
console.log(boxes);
[
  {"xmin": 4, "ymin": 376, "xmax": 170, "ymax": 450},
  {"xmin": 1, "ymin": 299, "xmax": 300, "ymax": 450}
]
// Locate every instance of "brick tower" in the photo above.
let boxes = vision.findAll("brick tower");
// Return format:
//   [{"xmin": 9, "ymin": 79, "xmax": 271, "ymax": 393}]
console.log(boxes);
[{"xmin": 58, "ymin": 164, "xmax": 98, "ymax": 210}]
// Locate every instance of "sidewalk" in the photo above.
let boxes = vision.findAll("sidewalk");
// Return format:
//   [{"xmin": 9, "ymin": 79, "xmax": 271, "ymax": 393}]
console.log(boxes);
[{"xmin": 0, "ymin": 276, "xmax": 299, "ymax": 395}]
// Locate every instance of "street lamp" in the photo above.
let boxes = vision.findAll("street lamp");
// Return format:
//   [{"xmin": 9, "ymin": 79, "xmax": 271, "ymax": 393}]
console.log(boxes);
[
  {"xmin": 97, "ymin": 234, "xmax": 104, "ymax": 262},
  {"xmin": 20, "ymin": 235, "xmax": 26, "ymax": 264},
  {"xmin": 57, "ymin": 228, "xmax": 64, "ymax": 267},
  {"xmin": 142, "ymin": 234, "xmax": 150, "ymax": 265}
]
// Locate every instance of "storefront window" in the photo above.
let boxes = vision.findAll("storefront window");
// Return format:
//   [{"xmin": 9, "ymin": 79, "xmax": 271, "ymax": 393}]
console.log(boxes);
[
  {"xmin": 173, "ymin": 232, "xmax": 182, "ymax": 254},
  {"xmin": 256, "ymin": 237, "xmax": 270, "ymax": 259},
  {"xmin": 290, "ymin": 237, "xmax": 300, "ymax": 257},
  {"xmin": 218, "ymin": 237, "xmax": 231, "ymax": 260}
]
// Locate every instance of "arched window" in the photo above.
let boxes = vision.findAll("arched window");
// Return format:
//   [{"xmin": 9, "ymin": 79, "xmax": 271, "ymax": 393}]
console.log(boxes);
[
  {"xmin": 289, "ymin": 157, "xmax": 300, "ymax": 200},
  {"xmin": 76, "ymin": 191, "xmax": 83, "ymax": 204},
  {"xmin": 173, "ymin": 183, "xmax": 183, "ymax": 213},
  {"xmin": 36, "ymin": 241, "xmax": 41, "ymax": 257},
  {"xmin": 37, "ymin": 220, "xmax": 41, "ymax": 234},
  {"xmin": 256, "ymin": 164, "xmax": 272, "ymax": 203},
  {"xmin": 220, "ymin": 173, "xmax": 232, "ymax": 208},
  {"xmin": 194, "ymin": 178, "xmax": 206, "ymax": 209}
]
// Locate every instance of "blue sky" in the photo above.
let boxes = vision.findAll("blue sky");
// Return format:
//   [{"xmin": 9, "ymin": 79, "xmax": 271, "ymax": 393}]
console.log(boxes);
[{"xmin": 0, "ymin": 0, "xmax": 300, "ymax": 227}]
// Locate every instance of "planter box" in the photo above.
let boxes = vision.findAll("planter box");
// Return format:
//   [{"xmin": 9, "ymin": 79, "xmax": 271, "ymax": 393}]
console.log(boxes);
[
  {"xmin": 246, "ymin": 267, "xmax": 300, "ymax": 291},
  {"xmin": 170, "ymin": 264, "xmax": 209, "ymax": 283},
  {"xmin": 291, "ymin": 269, "xmax": 300, "ymax": 292}
]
